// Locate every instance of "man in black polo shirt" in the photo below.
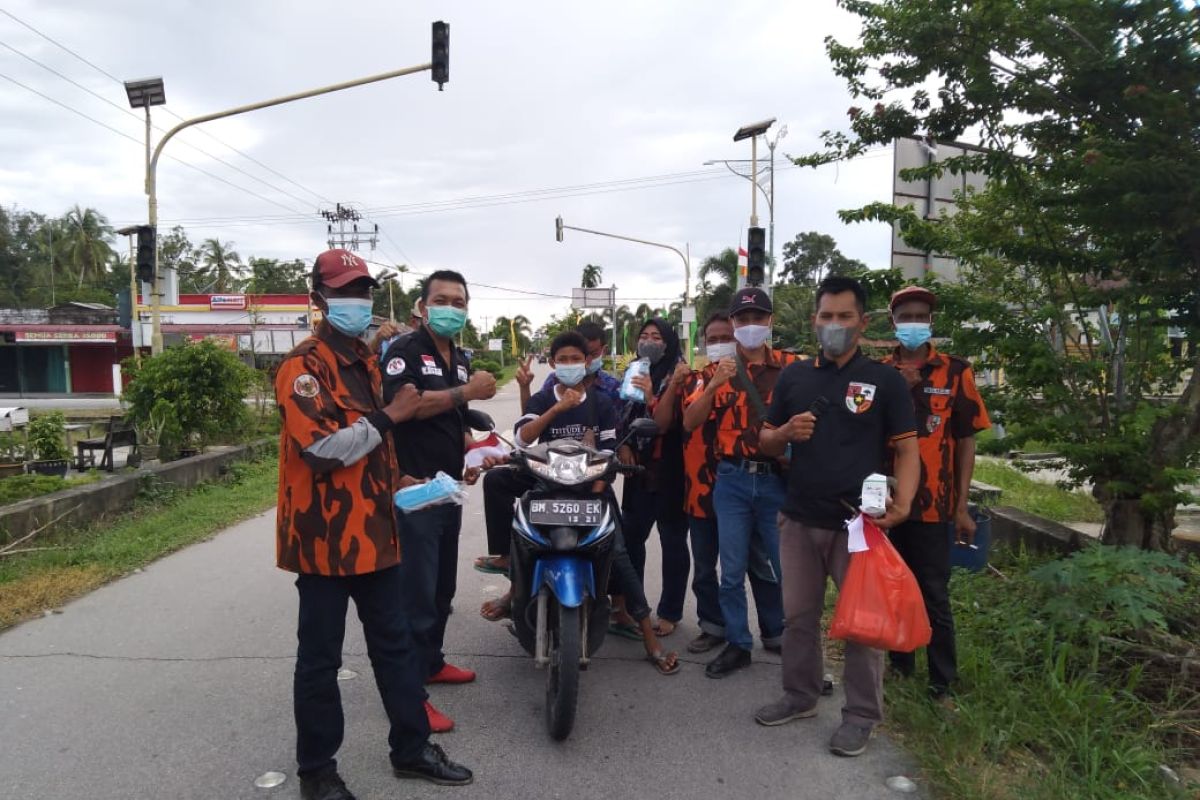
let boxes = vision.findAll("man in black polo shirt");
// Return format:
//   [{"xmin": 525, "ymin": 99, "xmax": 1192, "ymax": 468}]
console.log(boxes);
[
  {"xmin": 753, "ymin": 276, "xmax": 920, "ymax": 758},
  {"xmin": 381, "ymin": 270, "xmax": 497, "ymax": 733}
]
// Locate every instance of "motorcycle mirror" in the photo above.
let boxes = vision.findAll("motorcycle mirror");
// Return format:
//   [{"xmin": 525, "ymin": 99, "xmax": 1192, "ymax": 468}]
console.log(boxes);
[{"xmin": 463, "ymin": 409, "xmax": 495, "ymax": 432}]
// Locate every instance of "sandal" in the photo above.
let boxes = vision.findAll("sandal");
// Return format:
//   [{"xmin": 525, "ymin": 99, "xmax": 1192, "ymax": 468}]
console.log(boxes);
[
  {"xmin": 607, "ymin": 621, "xmax": 644, "ymax": 641},
  {"xmin": 480, "ymin": 597, "xmax": 511, "ymax": 621},
  {"xmin": 473, "ymin": 555, "xmax": 509, "ymax": 575},
  {"xmin": 647, "ymin": 650, "xmax": 681, "ymax": 676},
  {"xmin": 652, "ymin": 619, "xmax": 678, "ymax": 638}
]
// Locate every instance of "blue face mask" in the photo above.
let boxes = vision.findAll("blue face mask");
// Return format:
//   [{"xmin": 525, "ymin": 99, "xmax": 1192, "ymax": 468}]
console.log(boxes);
[
  {"xmin": 586, "ymin": 357, "xmax": 603, "ymax": 375},
  {"xmin": 426, "ymin": 305, "xmax": 467, "ymax": 338},
  {"xmin": 895, "ymin": 322, "xmax": 932, "ymax": 351},
  {"xmin": 555, "ymin": 363, "xmax": 587, "ymax": 387},
  {"xmin": 323, "ymin": 296, "xmax": 373, "ymax": 337}
]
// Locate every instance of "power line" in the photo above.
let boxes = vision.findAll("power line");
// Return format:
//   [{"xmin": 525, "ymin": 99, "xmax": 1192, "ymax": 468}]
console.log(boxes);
[
  {"xmin": 0, "ymin": 7, "xmax": 334, "ymax": 207},
  {"xmin": 0, "ymin": 36, "xmax": 320, "ymax": 212},
  {"xmin": 0, "ymin": 70, "xmax": 309, "ymax": 216}
]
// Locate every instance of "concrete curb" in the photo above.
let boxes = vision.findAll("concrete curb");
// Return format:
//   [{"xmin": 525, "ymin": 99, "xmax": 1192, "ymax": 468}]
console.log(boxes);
[{"xmin": 0, "ymin": 439, "xmax": 274, "ymax": 546}]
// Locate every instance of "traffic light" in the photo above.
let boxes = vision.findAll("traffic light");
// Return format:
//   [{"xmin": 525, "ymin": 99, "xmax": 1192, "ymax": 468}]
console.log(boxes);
[
  {"xmin": 555, "ymin": 215, "xmax": 564, "ymax": 242},
  {"xmin": 432, "ymin": 21, "xmax": 449, "ymax": 90},
  {"xmin": 136, "ymin": 225, "xmax": 156, "ymax": 285},
  {"xmin": 746, "ymin": 226, "xmax": 766, "ymax": 286}
]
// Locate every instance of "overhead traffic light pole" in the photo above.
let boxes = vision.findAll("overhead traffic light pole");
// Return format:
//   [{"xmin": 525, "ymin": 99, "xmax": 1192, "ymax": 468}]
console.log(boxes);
[
  {"xmin": 138, "ymin": 21, "xmax": 449, "ymax": 355},
  {"xmin": 555, "ymin": 216, "xmax": 695, "ymax": 366}
]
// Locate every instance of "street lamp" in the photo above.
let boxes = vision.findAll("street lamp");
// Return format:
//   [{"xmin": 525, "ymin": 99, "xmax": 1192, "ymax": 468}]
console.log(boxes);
[
  {"xmin": 136, "ymin": 21, "xmax": 448, "ymax": 355},
  {"xmin": 123, "ymin": 78, "xmax": 166, "ymax": 351},
  {"xmin": 706, "ymin": 122, "xmax": 787, "ymax": 284},
  {"xmin": 555, "ymin": 216, "xmax": 695, "ymax": 366},
  {"xmin": 376, "ymin": 269, "xmax": 398, "ymax": 320}
]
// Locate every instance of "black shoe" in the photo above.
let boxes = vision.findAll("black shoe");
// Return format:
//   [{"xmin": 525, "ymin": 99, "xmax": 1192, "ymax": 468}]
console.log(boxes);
[
  {"xmin": 705, "ymin": 644, "xmax": 752, "ymax": 679},
  {"xmin": 300, "ymin": 770, "xmax": 357, "ymax": 800},
  {"xmin": 686, "ymin": 632, "xmax": 724, "ymax": 654},
  {"xmin": 393, "ymin": 743, "xmax": 474, "ymax": 786}
]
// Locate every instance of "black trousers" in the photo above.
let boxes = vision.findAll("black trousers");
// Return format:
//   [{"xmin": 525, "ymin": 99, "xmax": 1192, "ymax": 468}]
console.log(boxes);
[
  {"xmin": 888, "ymin": 520, "xmax": 957, "ymax": 693},
  {"xmin": 622, "ymin": 481, "xmax": 691, "ymax": 624},
  {"xmin": 483, "ymin": 466, "xmax": 651, "ymax": 623},
  {"xmin": 294, "ymin": 566, "xmax": 429, "ymax": 778},
  {"xmin": 397, "ymin": 504, "xmax": 462, "ymax": 679},
  {"xmin": 483, "ymin": 467, "xmax": 535, "ymax": 556}
]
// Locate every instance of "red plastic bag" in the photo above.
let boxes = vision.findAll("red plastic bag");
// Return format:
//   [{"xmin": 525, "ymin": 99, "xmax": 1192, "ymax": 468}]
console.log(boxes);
[{"xmin": 829, "ymin": 516, "xmax": 932, "ymax": 653}]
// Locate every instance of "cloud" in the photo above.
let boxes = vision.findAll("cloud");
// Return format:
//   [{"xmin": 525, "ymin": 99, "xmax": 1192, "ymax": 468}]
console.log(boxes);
[{"xmin": 0, "ymin": 0, "xmax": 893, "ymax": 329}]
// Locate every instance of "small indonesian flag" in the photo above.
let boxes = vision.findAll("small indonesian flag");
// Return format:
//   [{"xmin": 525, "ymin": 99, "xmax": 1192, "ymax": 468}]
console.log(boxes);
[{"xmin": 737, "ymin": 247, "xmax": 748, "ymax": 278}]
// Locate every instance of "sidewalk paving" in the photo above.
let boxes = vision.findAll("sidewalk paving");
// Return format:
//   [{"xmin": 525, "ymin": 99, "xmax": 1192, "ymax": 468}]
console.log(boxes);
[{"xmin": 0, "ymin": 369, "xmax": 922, "ymax": 800}]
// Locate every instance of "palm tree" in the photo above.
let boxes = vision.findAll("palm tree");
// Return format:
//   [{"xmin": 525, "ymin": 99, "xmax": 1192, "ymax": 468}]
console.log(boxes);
[
  {"xmin": 197, "ymin": 239, "xmax": 244, "ymax": 293},
  {"xmin": 580, "ymin": 263, "xmax": 603, "ymax": 288},
  {"xmin": 511, "ymin": 314, "xmax": 533, "ymax": 351},
  {"xmin": 61, "ymin": 205, "xmax": 114, "ymax": 289},
  {"xmin": 698, "ymin": 247, "xmax": 740, "ymax": 321}
]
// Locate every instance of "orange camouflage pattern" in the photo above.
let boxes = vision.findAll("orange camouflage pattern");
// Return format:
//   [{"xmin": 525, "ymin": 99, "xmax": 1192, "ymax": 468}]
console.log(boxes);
[
  {"xmin": 883, "ymin": 345, "xmax": 991, "ymax": 523},
  {"xmin": 685, "ymin": 347, "xmax": 801, "ymax": 463},
  {"xmin": 275, "ymin": 324, "xmax": 401, "ymax": 576},
  {"xmin": 666, "ymin": 369, "xmax": 718, "ymax": 518}
]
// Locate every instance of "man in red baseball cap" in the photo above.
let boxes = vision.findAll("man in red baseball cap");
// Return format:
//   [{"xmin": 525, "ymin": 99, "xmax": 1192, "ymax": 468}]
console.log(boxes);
[
  {"xmin": 883, "ymin": 284, "xmax": 990, "ymax": 701},
  {"xmin": 276, "ymin": 249, "xmax": 473, "ymax": 799}
]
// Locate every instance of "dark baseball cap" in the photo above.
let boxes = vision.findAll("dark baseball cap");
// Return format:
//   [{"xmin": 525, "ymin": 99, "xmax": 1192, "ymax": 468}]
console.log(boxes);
[
  {"xmin": 729, "ymin": 287, "xmax": 773, "ymax": 316},
  {"xmin": 312, "ymin": 249, "xmax": 378, "ymax": 289}
]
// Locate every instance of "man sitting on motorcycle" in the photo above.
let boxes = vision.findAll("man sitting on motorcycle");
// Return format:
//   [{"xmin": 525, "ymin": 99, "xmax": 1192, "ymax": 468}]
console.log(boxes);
[{"xmin": 477, "ymin": 331, "xmax": 679, "ymax": 675}]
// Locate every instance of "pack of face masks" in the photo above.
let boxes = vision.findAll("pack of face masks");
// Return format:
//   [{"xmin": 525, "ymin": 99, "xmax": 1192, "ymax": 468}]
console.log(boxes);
[
  {"xmin": 394, "ymin": 471, "xmax": 467, "ymax": 512},
  {"xmin": 619, "ymin": 358, "xmax": 650, "ymax": 403}
]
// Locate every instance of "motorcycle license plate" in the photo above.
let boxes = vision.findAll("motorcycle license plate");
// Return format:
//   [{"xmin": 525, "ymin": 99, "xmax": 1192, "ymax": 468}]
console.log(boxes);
[{"xmin": 528, "ymin": 498, "xmax": 604, "ymax": 527}]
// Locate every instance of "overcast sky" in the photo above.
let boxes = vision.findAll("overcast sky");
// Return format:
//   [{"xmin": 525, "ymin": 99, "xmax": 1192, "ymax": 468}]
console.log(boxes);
[{"xmin": 0, "ymin": 0, "xmax": 893, "ymax": 329}]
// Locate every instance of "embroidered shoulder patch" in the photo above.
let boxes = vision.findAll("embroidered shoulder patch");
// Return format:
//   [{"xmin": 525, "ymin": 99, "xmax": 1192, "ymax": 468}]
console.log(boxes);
[
  {"xmin": 293, "ymin": 373, "xmax": 320, "ymax": 398},
  {"xmin": 386, "ymin": 357, "xmax": 406, "ymax": 376}
]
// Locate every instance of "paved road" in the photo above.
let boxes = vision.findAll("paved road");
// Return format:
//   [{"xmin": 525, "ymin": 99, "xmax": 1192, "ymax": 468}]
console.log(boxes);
[{"xmin": 0, "ymin": 368, "xmax": 921, "ymax": 800}]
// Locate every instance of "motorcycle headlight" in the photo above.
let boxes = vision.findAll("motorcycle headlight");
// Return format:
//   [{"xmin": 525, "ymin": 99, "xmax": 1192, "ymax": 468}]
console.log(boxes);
[{"xmin": 527, "ymin": 451, "xmax": 606, "ymax": 486}]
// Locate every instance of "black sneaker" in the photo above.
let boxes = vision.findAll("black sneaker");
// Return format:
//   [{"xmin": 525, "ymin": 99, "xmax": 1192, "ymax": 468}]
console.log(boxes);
[
  {"xmin": 687, "ymin": 632, "xmax": 724, "ymax": 654},
  {"xmin": 705, "ymin": 644, "xmax": 752, "ymax": 679},
  {"xmin": 300, "ymin": 770, "xmax": 357, "ymax": 800},
  {"xmin": 393, "ymin": 742, "xmax": 474, "ymax": 786},
  {"xmin": 829, "ymin": 722, "xmax": 872, "ymax": 757}
]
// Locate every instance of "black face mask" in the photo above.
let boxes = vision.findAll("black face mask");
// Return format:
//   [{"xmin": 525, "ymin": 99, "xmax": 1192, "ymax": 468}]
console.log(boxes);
[{"xmin": 637, "ymin": 341, "xmax": 666, "ymax": 364}]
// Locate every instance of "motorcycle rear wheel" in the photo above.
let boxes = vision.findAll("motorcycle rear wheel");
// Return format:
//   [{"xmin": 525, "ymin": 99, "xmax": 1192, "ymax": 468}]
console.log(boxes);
[{"xmin": 545, "ymin": 598, "xmax": 581, "ymax": 741}]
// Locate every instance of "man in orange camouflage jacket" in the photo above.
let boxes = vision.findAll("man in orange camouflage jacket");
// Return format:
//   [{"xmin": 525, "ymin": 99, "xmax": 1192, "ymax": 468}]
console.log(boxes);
[{"xmin": 276, "ymin": 249, "xmax": 472, "ymax": 800}]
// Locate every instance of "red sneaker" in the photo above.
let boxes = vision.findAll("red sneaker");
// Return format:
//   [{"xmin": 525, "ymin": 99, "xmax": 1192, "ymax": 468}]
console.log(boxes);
[
  {"xmin": 425, "ymin": 700, "xmax": 454, "ymax": 733},
  {"xmin": 427, "ymin": 663, "xmax": 477, "ymax": 685}
]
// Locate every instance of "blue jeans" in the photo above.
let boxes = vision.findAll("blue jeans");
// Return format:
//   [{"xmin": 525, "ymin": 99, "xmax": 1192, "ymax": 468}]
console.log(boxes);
[
  {"xmin": 713, "ymin": 462, "xmax": 785, "ymax": 652},
  {"xmin": 690, "ymin": 514, "xmax": 783, "ymax": 643}
]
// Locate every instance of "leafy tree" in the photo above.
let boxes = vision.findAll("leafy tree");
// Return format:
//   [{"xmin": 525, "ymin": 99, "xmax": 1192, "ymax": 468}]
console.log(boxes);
[
  {"xmin": 779, "ymin": 231, "xmax": 867, "ymax": 286},
  {"xmin": 580, "ymin": 263, "xmax": 603, "ymax": 289},
  {"xmin": 196, "ymin": 238, "xmax": 244, "ymax": 293},
  {"xmin": 246, "ymin": 257, "xmax": 308, "ymax": 295},
  {"xmin": 122, "ymin": 340, "xmax": 255, "ymax": 446},
  {"xmin": 60, "ymin": 205, "xmax": 114, "ymax": 290},
  {"xmin": 803, "ymin": 0, "xmax": 1200, "ymax": 550},
  {"xmin": 158, "ymin": 226, "xmax": 201, "ymax": 293}
]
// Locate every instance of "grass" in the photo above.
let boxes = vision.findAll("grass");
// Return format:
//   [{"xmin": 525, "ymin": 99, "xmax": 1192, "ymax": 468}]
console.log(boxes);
[
  {"xmin": 975, "ymin": 458, "xmax": 1104, "ymax": 523},
  {"xmin": 0, "ymin": 470, "xmax": 106, "ymax": 504},
  {"xmin": 494, "ymin": 363, "xmax": 519, "ymax": 388},
  {"xmin": 883, "ymin": 546, "xmax": 1195, "ymax": 799},
  {"xmin": 0, "ymin": 454, "xmax": 279, "ymax": 630}
]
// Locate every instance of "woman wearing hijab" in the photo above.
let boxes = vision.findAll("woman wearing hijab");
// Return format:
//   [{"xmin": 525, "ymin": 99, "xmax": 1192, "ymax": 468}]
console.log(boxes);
[{"xmin": 615, "ymin": 318, "xmax": 691, "ymax": 639}]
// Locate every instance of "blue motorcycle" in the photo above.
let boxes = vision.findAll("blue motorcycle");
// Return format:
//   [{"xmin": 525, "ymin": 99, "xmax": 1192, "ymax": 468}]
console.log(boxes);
[{"xmin": 470, "ymin": 412, "xmax": 657, "ymax": 740}]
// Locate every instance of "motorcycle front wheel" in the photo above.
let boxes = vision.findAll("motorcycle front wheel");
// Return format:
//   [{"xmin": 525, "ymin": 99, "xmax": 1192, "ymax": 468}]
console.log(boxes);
[{"xmin": 545, "ymin": 597, "xmax": 582, "ymax": 741}]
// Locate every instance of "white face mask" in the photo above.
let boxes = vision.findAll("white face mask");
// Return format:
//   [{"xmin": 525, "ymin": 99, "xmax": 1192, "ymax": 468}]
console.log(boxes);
[
  {"xmin": 705, "ymin": 342, "xmax": 737, "ymax": 362},
  {"xmin": 733, "ymin": 324, "xmax": 771, "ymax": 350}
]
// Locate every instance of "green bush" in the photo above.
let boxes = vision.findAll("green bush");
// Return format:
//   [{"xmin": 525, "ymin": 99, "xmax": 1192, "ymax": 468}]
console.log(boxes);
[
  {"xmin": 471, "ymin": 358, "xmax": 503, "ymax": 378},
  {"xmin": 27, "ymin": 412, "xmax": 69, "ymax": 461},
  {"xmin": 123, "ymin": 341, "xmax": 255, "ymax": 447}
]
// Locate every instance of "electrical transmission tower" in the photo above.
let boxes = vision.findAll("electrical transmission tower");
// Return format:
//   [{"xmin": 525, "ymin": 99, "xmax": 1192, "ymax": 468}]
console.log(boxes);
[{"xmin": 320, "ymin": 204, "xmax": 379, "ymax": 252}]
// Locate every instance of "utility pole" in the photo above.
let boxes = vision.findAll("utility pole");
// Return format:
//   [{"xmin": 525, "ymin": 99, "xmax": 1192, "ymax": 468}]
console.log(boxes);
[
  {"xmin": 321, "ymin": 204, "xmax": 379, "ymax": 252},
  {"xmin": 47, "ymin": 224, "xmax": 54, "ymax": 306}
]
